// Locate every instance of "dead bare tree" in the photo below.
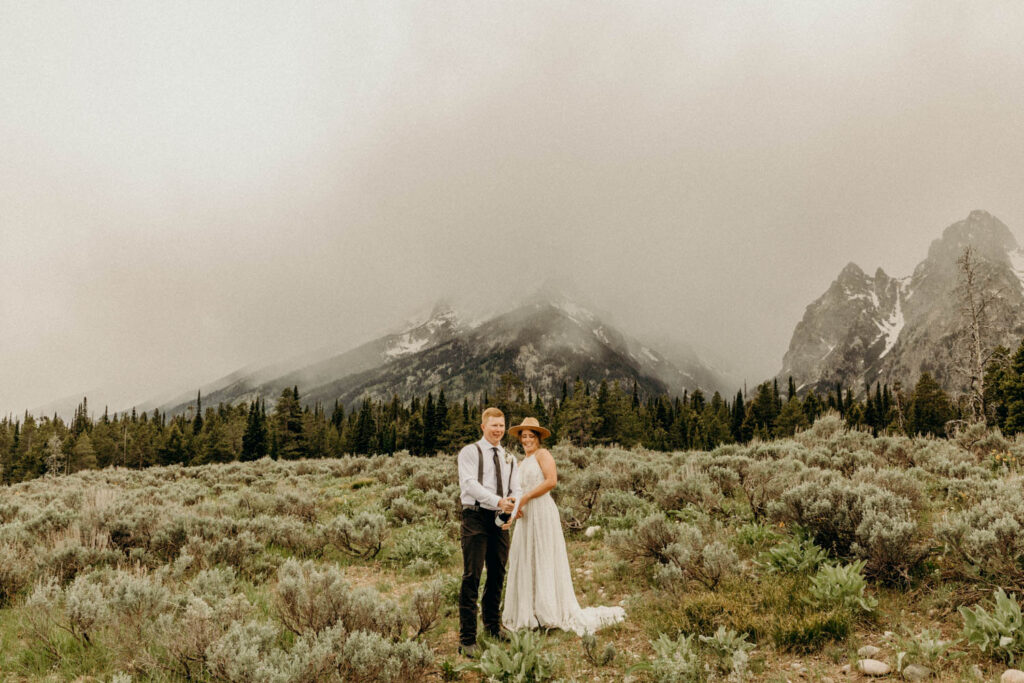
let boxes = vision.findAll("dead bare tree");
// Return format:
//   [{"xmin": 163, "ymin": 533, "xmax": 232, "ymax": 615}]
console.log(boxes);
[{"xmin": 953, "ymin": 246, "xmax": 1003, "ymax": 423}]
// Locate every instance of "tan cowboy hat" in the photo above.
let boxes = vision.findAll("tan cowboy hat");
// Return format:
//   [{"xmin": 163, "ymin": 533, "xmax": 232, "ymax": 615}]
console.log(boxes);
[{"xmin": 507, "ymin": 417, "xmax": 551, "ymax": 440}]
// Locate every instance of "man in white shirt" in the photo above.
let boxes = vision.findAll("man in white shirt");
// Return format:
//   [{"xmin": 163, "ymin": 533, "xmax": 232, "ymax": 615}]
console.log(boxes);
[{"xmin": 457, "ymin": 406, "xmax": 521, "ymax": 657}]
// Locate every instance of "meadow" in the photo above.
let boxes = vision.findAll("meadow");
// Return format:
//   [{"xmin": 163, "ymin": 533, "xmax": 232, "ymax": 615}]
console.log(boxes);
[{"xmin": 1, "ymin": 413, "xmax": 1023, "ymax": 681}]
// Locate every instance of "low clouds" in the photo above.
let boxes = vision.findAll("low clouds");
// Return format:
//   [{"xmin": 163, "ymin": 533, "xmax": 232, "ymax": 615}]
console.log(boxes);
[{"xmin": 3, "ymin": 2, "xmax": 1024, "ymax": 416}]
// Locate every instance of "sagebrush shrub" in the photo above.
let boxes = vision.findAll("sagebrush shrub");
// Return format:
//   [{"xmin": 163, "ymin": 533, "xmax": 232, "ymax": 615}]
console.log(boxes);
[
  {"xmin": 204, "ymin": 618, "xmax": 281, "ymax": 681},
  {"xmin": 610, "ymin": 513, "xmax": 680, "ymax": 565},
  {"xmin": 60, "ymin": 576, "xmax": 106, "ymax": 646},
  {"xmin": 936, "ymin": 490, "xmax": 1024, "ymax": 587},
  {"xmin": 322, "ymin": 511, "xmax": 389, "ymax": 559},
  {"xmin": 559, "ymin": 469, "xmax": 604, "ymax": 531},
  {"xmin": 0, "ymin": 543, "xmax": 33, "ymax": 606},
  {"xmin": 769, "ymin": 474, "xmax": 925, "ymax": 578},
  {"xmin": 409, "ymin": 578, "xmax": 453, "ymax": 637},
  {"xmin": 661, "ymin": 532, "xmax": 738, "ymax": 590},
  {"xmin": 653, "ymin": 474, "xmax": 722, "ymax": 514},
  {"xmin": 338, "ymin": 629, "xmax": 433, "ymax": 682},
  {"xmin": 388, "ymin": 497, "xmax": 426, "ymax": 526},
  {"xmin": 641, "ymin": 633, "xmax": 704, "ymax": 683},
  {"xmin": 386, "ymin": 525, "xmax": 453, "ymax": 571}
]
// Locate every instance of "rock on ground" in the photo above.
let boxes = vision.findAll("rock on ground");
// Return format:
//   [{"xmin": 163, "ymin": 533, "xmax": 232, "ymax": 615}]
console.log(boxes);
[
  {"xmin": 1002, "ymin": 670, "xmax": 1024, "ymax": 683},
  {"xmin": 858, "ymin": 659, "xmax": 892, "ymax": 676},
  {"xmin": 902, "ymin": 663, "xmax": 933, "ymax": 680}
]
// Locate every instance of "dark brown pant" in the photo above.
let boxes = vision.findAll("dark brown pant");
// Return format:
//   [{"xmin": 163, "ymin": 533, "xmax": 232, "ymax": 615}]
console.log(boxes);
[{"xmin": 459, "ymin": 508, "xmax": 510, "ymax": 646}]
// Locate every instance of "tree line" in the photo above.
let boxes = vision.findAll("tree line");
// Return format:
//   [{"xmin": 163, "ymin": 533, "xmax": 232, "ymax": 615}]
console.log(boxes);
[{"xmin": 3, "ymin": 337, "xmax": 1024, "ymax": 485}]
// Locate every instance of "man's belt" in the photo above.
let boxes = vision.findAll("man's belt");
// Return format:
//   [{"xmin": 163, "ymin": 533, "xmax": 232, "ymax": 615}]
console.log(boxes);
[{"xmin": 462, "ymin": 504, "xmax": 493, "ymax": 512}]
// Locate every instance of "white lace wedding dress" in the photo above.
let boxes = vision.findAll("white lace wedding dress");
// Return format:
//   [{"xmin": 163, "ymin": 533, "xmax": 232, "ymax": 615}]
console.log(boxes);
[{"xmin": 501, "ymin": 454, "xmax": 625, "ymax": 635}]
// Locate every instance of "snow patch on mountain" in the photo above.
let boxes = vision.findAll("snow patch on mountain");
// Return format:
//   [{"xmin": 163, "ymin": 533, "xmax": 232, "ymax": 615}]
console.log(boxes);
[
  {"xmin": 875, "ymin": 294, "xmax": 904, "ymax": 358},
  {"xmin": 1010, "ymin": 249, "xmax": 1024, "ymax": 292},
  {"xmin": 385, "ymin": 335, "xmax": 431, "ymax": 358},
  {"xmin": 556, "ymin": 300, "xmax": 596, "ymax": 324}
]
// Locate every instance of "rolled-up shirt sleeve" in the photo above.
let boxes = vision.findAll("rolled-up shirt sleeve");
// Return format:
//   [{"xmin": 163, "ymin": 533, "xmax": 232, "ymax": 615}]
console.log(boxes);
[{"xmin": 458, "ymin": 444, "xmax": 501, "ymax": 509}]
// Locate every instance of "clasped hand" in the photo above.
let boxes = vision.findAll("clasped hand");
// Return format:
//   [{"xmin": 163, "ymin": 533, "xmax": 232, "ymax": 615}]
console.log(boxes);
[{"xmin": 497, "ymin": 497, "xmax": 516, "ymax": 514}]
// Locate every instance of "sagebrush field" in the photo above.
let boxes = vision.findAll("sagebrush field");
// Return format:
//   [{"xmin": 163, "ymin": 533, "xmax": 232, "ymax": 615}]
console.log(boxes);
[{"xmin": 1, "ymin": 414, "xmax": 1023, "ymax": 681}]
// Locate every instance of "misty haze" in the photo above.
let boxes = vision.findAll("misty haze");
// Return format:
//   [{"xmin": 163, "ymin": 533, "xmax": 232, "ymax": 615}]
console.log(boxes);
[
  {"xmin": 5, "ymin": 2, "xmax": 1024, "ymax": 419},
  {"xmin": 6, "ymin": 5, "xmax": 1024, "ymax": 682}
]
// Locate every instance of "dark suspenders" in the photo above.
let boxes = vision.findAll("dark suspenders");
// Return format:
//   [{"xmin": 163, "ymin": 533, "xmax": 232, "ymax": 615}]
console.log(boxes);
[{"xmin": 472, "ymin": 443, "xmax": 513, "ymax": 507}]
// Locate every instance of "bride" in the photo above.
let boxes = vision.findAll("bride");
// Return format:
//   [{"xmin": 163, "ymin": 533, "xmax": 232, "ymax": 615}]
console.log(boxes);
[{"xmin": 501, "ymin": 417, "xmax": 625, "ymax": 635}]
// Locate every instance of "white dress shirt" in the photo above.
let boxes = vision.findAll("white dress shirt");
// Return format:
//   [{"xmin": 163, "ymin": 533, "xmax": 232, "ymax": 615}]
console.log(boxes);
[{"xmin": 458, "ymin": 437, "xmax": 522, "ymax": 510}]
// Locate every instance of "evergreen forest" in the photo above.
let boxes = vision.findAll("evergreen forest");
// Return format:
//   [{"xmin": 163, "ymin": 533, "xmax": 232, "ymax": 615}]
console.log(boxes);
[{"xmin": 3, "ymin": 338, "xmax": 1024, "ymax": 486}]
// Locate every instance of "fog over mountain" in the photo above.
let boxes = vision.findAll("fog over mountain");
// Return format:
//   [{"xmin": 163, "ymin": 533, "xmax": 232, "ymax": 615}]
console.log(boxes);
[{"xmin": 5, "ymin": 3, "xmax": 1024, "ymax": 418}]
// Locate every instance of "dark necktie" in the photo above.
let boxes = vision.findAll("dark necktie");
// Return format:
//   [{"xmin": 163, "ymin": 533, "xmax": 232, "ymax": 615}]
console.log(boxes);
[{"xmin": 492, "ymin": 447, "xmax": 503, "ymax": 498}]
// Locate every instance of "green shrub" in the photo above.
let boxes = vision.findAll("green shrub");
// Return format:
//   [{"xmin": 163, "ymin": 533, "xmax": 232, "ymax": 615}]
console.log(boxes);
[
  {"xmin": 807, "ymin": 560, "xmax": 876, "ymax": 613},
  {"xmin": 699, "ymin": 625, "xmax": 755, "ymax": 677},
  {"xmin": 760, "ymin": 537, "xmax": 828, "ymax": 575},
  {"xmin": 960, "ymin": 588, "xmax": 1024, "ymax": 665},
  {"xmin": 459, "ymin": 629, "xmax": 555, "ymax": 682},
  {"xmin": 893, "ymin": 627, "xmax": 964, "ymax": 674},
  {"xmin": 635, "ymin": 632, "xmax": 704, "ymax": 683},
  {"xmin": 733, "ymin": 522, "xmax": 780, "ymax": 549}
]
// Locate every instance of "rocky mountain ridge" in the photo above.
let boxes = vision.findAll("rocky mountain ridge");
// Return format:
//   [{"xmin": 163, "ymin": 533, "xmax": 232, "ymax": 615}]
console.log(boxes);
[
  {"xmin": 780, "ymin": 210, "xmax": 1024, "ymax": 395},
  {"xmin": 160, "ymin": 295, "xmax": 727, "ymax": 415}
]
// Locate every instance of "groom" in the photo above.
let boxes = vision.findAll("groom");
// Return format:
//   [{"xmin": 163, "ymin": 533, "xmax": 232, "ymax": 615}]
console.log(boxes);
[{"xmin": 457, "ymin": 406, "xmax": 521, "ymax": 657}]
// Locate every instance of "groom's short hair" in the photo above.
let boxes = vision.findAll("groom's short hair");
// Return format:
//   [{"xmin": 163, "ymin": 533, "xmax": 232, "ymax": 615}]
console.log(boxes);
[{"xmin": 481, "ymin": 407, "xmax": 504, "ymax": 423}]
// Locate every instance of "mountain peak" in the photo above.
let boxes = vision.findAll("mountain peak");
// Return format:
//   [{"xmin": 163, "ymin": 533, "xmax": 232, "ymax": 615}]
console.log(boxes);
[
  {"xmin": 839, "ymin": 262, "xmax": 865, "ymax": 278},
  {"xmin": 928, "ymin": 211, "xmax": 1018, "ymax": 265},
  {"xmin": 780, "ymin": 211, "xmax": 1024, "ymax": 396}
]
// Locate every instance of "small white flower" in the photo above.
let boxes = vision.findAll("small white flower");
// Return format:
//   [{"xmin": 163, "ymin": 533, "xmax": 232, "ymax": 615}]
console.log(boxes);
[{"xmin": 999, "ymin": 636, "xmax": 1013, "ymax": 647}]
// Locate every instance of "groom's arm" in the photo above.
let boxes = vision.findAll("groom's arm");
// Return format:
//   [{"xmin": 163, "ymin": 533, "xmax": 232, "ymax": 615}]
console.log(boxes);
[{"xmin": 457, "ymin": 445, "xmax": 501, "ymax": 509}]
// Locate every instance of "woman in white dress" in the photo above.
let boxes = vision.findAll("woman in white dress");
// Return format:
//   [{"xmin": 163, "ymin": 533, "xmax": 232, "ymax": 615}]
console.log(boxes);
[{"xmin": 501, "ymin": 417, "xmax": 625, "ymax": 636}]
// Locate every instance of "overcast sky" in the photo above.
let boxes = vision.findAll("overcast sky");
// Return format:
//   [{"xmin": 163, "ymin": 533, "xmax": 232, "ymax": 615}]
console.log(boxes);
[{"xmin": 3, "ymin": 1, "xmax": 1024, "ymax": 417}]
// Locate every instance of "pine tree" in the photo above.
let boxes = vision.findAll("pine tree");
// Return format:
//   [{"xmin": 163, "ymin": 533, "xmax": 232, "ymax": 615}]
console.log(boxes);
[
  {"xmin": 193, "ymin": 391, "xmax": 203, "ymax": 435},
  {"xmin": 998, "ymin": 339, "xmax": 1024, "ymax": 435},
  {"xmin": 353, "ymin": 398, "xmax": 376, "ymax": 454},
  {"xmin": 331, "ymin": 400, "xmax": 345, "ymax": 429},
  {"xmin": 422, "ymin": 393, "xmax": 437, "ymax": 455},
  {"xmin": 775, "ymin": 397, "xmax": 809, "ymax": 437},
  {"xmin": 434, "ymin": 390, "xmax": 449, "ymax": 451},
  {"xmin": 274, "ymin": 387, "xmax": 306, "ymax": 459},
  {"xmin": 730, "ymin": 390, "xmax": 745, "ymax": 442},
  {"xmin": 241, "ymin": 400, "xmax": 268, "ymax": 461},
  {"xmin": 907, "ymin": 373, "xmax": 954, "ymax": 436}
]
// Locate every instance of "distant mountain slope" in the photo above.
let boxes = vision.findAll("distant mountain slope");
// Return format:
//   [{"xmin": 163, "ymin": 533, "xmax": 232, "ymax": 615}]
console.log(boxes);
[
  {"xmin": 780, "ymin": 210, "xmax": 1024, "ymax": 394},
  {"xmin": 160, "ymin": 296, "xmax": 726, "ymax": 415}
]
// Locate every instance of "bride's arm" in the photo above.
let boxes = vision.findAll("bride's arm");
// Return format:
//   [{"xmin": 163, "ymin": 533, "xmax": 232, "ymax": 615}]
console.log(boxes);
[{"xmin": 517, "ymin": 449, "xmax": 558, "ymax": 509}]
